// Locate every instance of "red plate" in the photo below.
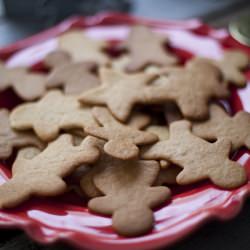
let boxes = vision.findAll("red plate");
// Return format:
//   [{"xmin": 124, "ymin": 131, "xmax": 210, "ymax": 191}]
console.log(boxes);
[{"xmin": 0, "ymin": 13, "xmax": 250, "ymax": 250}]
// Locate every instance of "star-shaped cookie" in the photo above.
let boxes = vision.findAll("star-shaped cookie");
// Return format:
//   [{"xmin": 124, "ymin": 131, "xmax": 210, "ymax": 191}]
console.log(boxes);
[{"xmin": 79, "ymin": 68, "xmax": 158, "ymax": 121}]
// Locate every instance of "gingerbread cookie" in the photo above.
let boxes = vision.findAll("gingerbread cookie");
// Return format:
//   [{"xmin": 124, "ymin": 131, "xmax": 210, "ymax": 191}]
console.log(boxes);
[
  {"xmin": 149, "ymin": 58, "xmax": 229, "ymax": 119},
  {"xmin": 122, "ymin": 25, "xmax": 177, "ymax": 72},
  {"xmin": 44, "ymin": 50, "xmax": 100, "ymax": 95},
  {"xmin": 58, "ymin": 30, "xmax": 110, "ymax": 65},
  {"xmin": 192, "ymin": 104, "xmax": 250, "ymax": 151},
  {"xmin": 80, "ymin": 59, "xmax": 229, "ymax": 121},
  {"xmin": 0, "ymin": 62, "xmax": 46, "ymax": 100},
  {"xmin": 79, "ymin": 68, "xmax": 158, "ymax": 121},
  {"xmin": 0, "ymin": 134, "xmax": 100, "ymax": 208},
  {"xmin": 142, "ymin": 120, "xmax": 247, "ymax": 189},
  {"xmin": 85, "ymin": 107, "xmax": 158, "ymax": 160},
  {"xmin": 0, "ymin": 109, "xmax": 43, "ymax": 159},
  {"xmin": 88, "ymin": 159, "xmax": 170, "ymax": 236},
  {"xmin": 10, "ymin": 90, "xmax": 97, "ymax": 141}
]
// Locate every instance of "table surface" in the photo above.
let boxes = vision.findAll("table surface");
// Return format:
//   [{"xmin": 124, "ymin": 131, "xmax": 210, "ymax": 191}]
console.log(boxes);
[{"xmin": 0, "ymin": 1, "xmax": 250, "ymax": 249}]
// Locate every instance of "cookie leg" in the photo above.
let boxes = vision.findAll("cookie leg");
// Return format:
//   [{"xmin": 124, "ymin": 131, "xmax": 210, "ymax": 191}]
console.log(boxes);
[{"xmin": 113, "ymin": 206, "xmax": 154, "ymax": 237}]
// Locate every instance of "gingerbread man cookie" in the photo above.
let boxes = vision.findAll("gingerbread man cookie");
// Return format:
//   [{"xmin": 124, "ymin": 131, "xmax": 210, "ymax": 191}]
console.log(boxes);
[
  {"xmin": 0, "ymin": 62, "xmax": 46, "ymax": 100},
  {"xmin": 88, "ymin": 159, "xmax": 170, "ymax": 236},
  {"xmin": 149, "ymin": 58, "xmax": 229, "ymax": 119},
  {"xmin": 85, "ymin": 107, "xmax": 158, "ymax": 160},
  {"xmin": 0, "ymin": 134, "xmax": 100, "ymax": 208},
  {"xmin": 122, "ymin": 25, "xmax": 177, "ymax": 72},
  {"xmin": 142, "ymin": 120, "xmax": 247, "ymax": 189},
  {"xmin": 10, "ymin": 90, "xmax": 97, "ymax": 141},
  {"xmin": 44, "ymin": 50, "xmax": 100, "ymax": 95}
]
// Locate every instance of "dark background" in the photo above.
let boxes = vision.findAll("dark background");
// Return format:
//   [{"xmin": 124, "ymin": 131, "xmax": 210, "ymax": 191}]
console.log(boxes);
[{"xmin": 0, "ymin": 0, "xmax": 250, "ymax": 249}]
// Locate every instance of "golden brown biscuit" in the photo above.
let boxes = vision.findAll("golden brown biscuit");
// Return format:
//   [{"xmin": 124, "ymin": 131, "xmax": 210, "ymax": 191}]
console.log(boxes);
[
  {"xmin": 142, "ymin": 120, "xmax": 247, "ymax": 189},
  {"xmin": 88, "ymin": 159, "xmax": 170, "ymax": 236},
  {"xmin": 149, "ymin": 58, "xmax": 229, "ymax": 119},
  {"xmin": 10, "ymin": 90, "xmax": 97, "ymax": 141},
  {"xmin": 192, "ymin": 104, "xmax": 250, "ymax": 151},
  {"xmin": 0, "ymin": 134, "xmax": 100, "ymax": 208},
  {"xmin": 85, "ymin": 107, "xmax": 158, "ymax": 160},
  {"xmin": 79, "ymin": 68, "xmax": 158, "ymax": 122},
  {"xmin": 123, "ymin": 25, "xmax": 177, "ymax": 72},
  {"xmin": 44, "ymin": 50, "xmax": 100, "ymax": 95}
]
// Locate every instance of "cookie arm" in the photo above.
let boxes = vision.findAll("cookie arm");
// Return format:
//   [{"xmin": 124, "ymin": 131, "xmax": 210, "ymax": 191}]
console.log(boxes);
[
  {"xmin": 48, "ymin": 135, "xmax": 100, "ymax": 170},
  {"xmin": 84, "ymin": 126, "xmax": 110, "ymax": 140},
  {"xmin": 78, "ymin": 87, "xmax": 108, "ymax": 105},
  {"xmin": 92, "ymin": 107, "xmax": 117, "ymax": 127},
  {"xmin": 88, "ymin": 195, "xmax": 115, "ymax": 215},
  {"xmin": 107, "ymin": 97, "xmax": 135, "ymax": 122},
  {"xmin": 141, "ymin": 141, "xmax": 169, "ymax": 160},
  {"xmin": 127, "ymin": 112, "xmax": 150, "ymax": 129},
  {"xmin": 146, "ymin": 186, "xmax": 171, "ymax": 208}
]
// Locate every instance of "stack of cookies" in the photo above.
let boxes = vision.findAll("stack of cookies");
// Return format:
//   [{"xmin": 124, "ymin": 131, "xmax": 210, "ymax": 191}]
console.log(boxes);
[{"xmin": 0, "ymin": 25, "xmax": 249, "ymax": 237}]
